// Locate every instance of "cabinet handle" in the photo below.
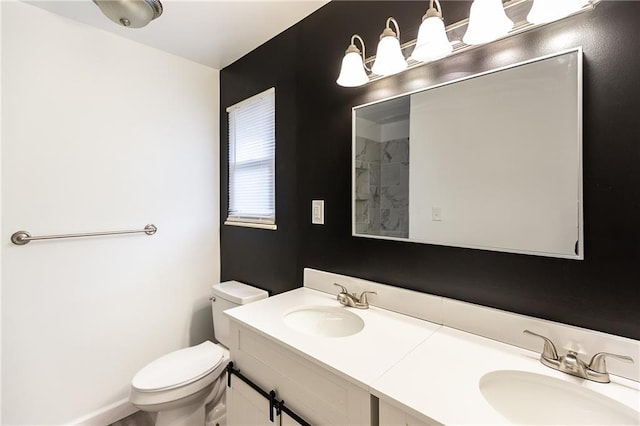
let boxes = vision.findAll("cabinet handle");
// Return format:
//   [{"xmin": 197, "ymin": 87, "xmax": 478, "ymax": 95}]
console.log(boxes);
[
  {"xmin": 227, "ymin": 362, "xmax": 312, "ymax": 426},
  {"xmin": 269, "ymin": 390, "xmax": 277, "ymax": 422}
]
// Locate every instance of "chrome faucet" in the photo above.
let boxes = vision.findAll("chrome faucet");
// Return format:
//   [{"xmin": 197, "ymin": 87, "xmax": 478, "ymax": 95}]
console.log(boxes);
[
  {"xmin": 333, "ymin": 283, "xmax": 376, "ymax": 309},
  {"xmin": 523, "ymin": 330, "xmax": 634, "ymax": 383}
]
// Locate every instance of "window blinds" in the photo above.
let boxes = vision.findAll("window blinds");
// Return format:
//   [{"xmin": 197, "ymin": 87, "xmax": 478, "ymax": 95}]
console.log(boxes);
[{"xmin": 226, "ymin": 88, "xmax": 276, "ymax": 229}]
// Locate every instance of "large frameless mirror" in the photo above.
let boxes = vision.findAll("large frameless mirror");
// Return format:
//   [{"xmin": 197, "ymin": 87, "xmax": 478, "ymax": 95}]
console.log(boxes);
[{"xmin": 352, "ymin": 48, "xmax": 583, "ymax": 259}]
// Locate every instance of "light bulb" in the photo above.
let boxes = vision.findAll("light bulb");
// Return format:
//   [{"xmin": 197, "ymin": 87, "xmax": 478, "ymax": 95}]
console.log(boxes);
[
  {"xmin": 463, "ymin": 0, "xmax": 514, "ymax": 45},
  {"xmin": 371, "ymin": 18, "xmax": 408, "ymax": 76},
  {"xmin": 411, "ymin": 16, "xmax": 452, "ymax": 62},
  {"xmin": 411, "ymin": 0, "xmax": 452, "ymax": 63},
  {"xmin": 527, "ymin": 0, "xmax": 589, "ymax": 24},
  {"xmin": 337, "ymin": 50, "xmax": 368, "ymax": 87}
]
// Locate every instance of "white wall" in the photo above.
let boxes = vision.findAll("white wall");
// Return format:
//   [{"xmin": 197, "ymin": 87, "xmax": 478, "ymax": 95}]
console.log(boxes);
[
  {"xmin": 0, "ymin": 2, "xmax": 4, "ymax": 421},
  {"xmin": 355, "ymin": 118, "xmax": 409, "ymax": 143},
  {"xmin": 380, "ymin": 119, "xmax": 409, "ymax": 143},
  {"xmin": 355, "ymin": 117, "xmax": 381, "ymax": 142},
  {"xmin": 1, "ymin": 2, "xmax": 220, "ymax": 424}
]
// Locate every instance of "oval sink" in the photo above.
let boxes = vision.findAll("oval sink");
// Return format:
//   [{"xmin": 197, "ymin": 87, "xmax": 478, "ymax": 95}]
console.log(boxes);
[
  {"xmin": 283, "ymin": 306, "xmax": 364, "ymax": 338},
  {"xmin": 480, "ymin": 370, "xmax": 639, "ymax": 425}
]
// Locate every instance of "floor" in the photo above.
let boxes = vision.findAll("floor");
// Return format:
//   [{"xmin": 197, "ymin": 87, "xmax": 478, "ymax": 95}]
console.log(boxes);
[
  {"xmin": 109, "ymin": 410, "xmax": 155, "ymax": 426},
  {"xmin": 109, "ymin": 399, "xmax": 224, "ymax": 426}
]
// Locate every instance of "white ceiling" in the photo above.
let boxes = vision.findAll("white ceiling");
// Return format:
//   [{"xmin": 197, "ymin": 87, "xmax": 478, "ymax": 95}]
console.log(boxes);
[{"xmin": 26, "ymin": 0, "xmax": 329, "ymax": 69}]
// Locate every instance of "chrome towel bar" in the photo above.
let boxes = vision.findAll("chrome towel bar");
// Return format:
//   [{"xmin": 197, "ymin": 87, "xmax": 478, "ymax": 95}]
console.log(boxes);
[{"xmin": 11, "ymin": 224, "xmax": 157, "ymax": 245}]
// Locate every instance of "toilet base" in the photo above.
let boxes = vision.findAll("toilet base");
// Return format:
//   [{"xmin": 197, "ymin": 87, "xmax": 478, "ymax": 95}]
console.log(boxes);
[
  {"xmin": 137, "ymin": 383, "xmax": 213, "ymax": 426},
  {"xmin": 155, "ymin": 398, "xmax": 205, "ymax": 426},
  {"xmin": 205, "ymin": 375, "xmax": 227, "ymax": 426}
]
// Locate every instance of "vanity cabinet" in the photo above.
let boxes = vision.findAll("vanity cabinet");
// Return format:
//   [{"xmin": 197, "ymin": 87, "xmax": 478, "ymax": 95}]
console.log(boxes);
[
  {"xmin": 378, "ymin": 399, "xmax": 433, "ymax": 426},
  {"xmin": 227, "ymin": 321, "xmax": 372, "ymax": 425}
]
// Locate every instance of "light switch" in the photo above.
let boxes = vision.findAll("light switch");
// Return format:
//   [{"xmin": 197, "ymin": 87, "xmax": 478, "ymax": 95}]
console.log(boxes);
[
  {"xmin": 312, "ymin": 200, "xmax": 324, "ymax": 224},
  {"xmin": 432, "ymin": 206, "xmax": 442, "ymax": 222}
]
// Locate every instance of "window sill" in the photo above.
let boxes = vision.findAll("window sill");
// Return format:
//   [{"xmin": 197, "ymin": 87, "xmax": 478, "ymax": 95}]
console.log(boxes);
[{"xmin": 224, "ymin": 220, "xmax": 277, "ymax": 231}]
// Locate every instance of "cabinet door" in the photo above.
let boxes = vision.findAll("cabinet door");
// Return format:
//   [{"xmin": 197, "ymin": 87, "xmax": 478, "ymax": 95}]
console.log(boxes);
[
  {"xmin": 280, "ymin": 412, "xmax": 300, "ymax": 426},
  {"xmin": 230, "ymin": 322, "xmax": 371, "ymax": 425},
  {"xmin": 227, "ymin": 376, "xmax": 271, "ymax": 426},
  {"xmin": 379, "ymin": 399, "xmax": 434, "ymax": 426}
]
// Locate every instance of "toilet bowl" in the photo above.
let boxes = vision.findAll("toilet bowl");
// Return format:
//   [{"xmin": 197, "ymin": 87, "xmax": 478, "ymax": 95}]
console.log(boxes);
[
  {"xmin": 129, "ymin": 281, "xmax": 268, "ymax": 426},
  {"xmin": 130, "ymin": 342, "xmax": 229, "ymax": 425}
]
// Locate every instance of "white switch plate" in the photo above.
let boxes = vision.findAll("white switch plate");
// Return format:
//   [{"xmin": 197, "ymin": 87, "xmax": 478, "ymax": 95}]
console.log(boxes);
[
  {"xmin": 432, "ymin": 206, "xmax": 442, "ymax": 221},
  {"xmin": 312, "ymin": 200, "xmax": 324, "ymax": 224}
]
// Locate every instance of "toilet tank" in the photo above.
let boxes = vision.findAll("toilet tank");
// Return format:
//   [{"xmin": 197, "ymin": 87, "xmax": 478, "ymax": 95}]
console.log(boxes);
[{"xmin": 211, "ymin": 281, "xmax": 268, "ymax": 348}]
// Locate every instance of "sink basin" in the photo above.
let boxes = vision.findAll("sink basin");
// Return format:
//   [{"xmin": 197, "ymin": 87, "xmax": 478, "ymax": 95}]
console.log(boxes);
[
  {"xmin": 480, "ymin": 370, "xmax": 639, "ymax": 425},
  {"xmin": 283, "ymin": 306, "xmax": 364, "ymax": 338}
]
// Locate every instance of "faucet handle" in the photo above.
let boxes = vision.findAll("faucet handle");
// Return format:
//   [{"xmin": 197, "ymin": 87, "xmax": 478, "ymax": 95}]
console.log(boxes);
[
  {"xmin": 334, "ymin": 283, "xmax": 358, "ymax": 308},
  {"xmin": 333, "ymin": 283, "xmax": 348, "ymax": 294},
  {"xmin": 353, "ymin": 290, "xmax": 377, "ymax": 309},
  {"xmin": 358, "ymin": 291, "xmax": 377, "ymax": 304},
  {"xmin": 588, "ymin": 352, "xmax": 634, "ymax": 374},
  {"xmin": 523, "ymin": 330, "xmax": 559, "ymax": 360}
]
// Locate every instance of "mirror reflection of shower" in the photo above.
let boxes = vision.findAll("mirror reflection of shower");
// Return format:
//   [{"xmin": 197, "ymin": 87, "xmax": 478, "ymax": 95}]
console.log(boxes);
[
  {"xmin": 355, "ymin": 96, "xmax": 410, "ymax": 239},
  {"xmin": 93, "ymin": 0, "xmax": 163, "ymax": 28}
]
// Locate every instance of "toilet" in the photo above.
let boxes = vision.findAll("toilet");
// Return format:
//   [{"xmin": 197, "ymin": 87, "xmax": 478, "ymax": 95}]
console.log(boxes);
[{"xmin": 129, "ymin": 281, "xmax": 268, "ymax": 426}]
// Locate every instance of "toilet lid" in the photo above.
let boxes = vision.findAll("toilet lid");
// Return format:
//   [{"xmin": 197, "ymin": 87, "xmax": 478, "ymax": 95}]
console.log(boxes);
[{"xmin": 132, "ymin": 341, "xmax": 225, "ymax": 391}]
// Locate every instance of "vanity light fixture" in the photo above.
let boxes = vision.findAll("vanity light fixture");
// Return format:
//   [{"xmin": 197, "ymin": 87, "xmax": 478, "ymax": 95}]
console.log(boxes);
[
  {"xmin": 527, "ymin": 0, "xmax": 590, "ymax": 25},
  {"xmin": 409, "ymin": 0, "xmax": 453, "ymax": 63},
  {"xmin": 371, "ymin": 17, "xmax": 408, "ymax": 76},
  {"xmin": 336, "ymin": 0, "xmax": 600, "ymax": 88},
  {"xmin": 463, "ymin": 0, "xmax": 514, "ymax": 45},
  {"xmin": 336, "ymin": 35, "xmax": 369, "ymax": 87}
]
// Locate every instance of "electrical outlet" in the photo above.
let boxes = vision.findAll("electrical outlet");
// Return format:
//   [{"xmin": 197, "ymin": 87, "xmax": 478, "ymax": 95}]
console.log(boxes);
[{"xmin": 312, "ymin": 200, "xmax": 324, "ymax": 224}]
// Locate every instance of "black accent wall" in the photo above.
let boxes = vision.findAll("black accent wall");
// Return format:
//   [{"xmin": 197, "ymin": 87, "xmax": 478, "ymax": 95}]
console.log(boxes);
[{"xmin": 221, "ymin": 1, "xmax": 640, "ymax": 340}]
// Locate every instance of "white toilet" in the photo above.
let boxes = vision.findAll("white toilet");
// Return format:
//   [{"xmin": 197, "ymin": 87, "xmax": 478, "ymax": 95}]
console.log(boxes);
[{"xmin": 129, "ymin": 281, "xmax": 268, "ymax": 426}]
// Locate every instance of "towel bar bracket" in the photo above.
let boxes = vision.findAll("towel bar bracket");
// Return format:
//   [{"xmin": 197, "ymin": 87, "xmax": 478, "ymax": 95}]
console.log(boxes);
[{"xmin": 11, "ymin": 231, "xmax": 32, "ymax": 245}]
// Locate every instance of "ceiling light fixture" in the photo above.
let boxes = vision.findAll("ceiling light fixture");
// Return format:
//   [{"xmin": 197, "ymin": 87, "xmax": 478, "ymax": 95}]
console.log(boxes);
[
  {"xmin": 463, "ymin": 0, "xmax": 514, "ymax": 45},
  {"xmin": 371, "ymin": 17, "xmax": 408, "ymax": 76},
  {"xmin": 410, "ymin": 0, "xmax": 453, "ymax": 63},
  {"xmin": 336, "ymin": 0, "xmax": 599, "ymax": 88},
  {"xmin": 337, "ymin": 35, "xmax": 369, "ymax": 87},
  {"xmin": 93, "ymin": 0, "xmax": 163, "ymax": 28}
]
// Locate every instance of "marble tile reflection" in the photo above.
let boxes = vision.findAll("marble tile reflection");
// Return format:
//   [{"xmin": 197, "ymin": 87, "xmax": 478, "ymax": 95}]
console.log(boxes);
[
  {"xmin": 380, "ymin": 186, "xmax": 408, "ymax": 209},
  {"xmin": 355, "ymin": 165, "xmax": 370, "ymax": 200},
  {"xmin": 355, "ymin": 200, "xmax": 369, "ymax": 224},
  {"xmin": 356, "ymin": 137, "xmax": 381, "ymax": 163},
  {"xmin": 355, "ymin": 136, "xmax": 409, "ymax": 238},
  {"xmin": 382, "ymin": 138, "xmax": 409, "ymax": 164}
]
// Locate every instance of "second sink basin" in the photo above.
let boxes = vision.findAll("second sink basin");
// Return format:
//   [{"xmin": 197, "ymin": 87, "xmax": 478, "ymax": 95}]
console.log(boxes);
[
  {"xmin": 480, "ymin": 370, "xmax": 640, "ymax": 425},
  {"xmin": 283, "ymin": 305, "xmax": 364, "ymax": 338}
]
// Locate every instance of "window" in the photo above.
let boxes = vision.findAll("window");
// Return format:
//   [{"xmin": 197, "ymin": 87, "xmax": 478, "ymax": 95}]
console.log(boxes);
[{"xmin": 225, "ymin": 88, "xmax": 276, "ymax": 230}]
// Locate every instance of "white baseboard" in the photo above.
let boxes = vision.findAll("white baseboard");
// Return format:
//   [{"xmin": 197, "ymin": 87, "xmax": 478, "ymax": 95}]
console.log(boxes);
[{"xmin": 69, "ymin": 398, "xmax": 138, "ymax": 426}]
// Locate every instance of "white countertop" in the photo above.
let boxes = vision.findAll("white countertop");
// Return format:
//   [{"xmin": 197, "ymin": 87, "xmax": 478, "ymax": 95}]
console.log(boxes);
[
  {"xmin": 371, "ymin": 326, "xmax": 640, "ymax": 425},
  {"xmin": 224, "ymin": 287, "xmax": 441, "ymax": 388},
  {"xmin": 225, "ymin": 286, "xmax": 640, "ymax": 424}
]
